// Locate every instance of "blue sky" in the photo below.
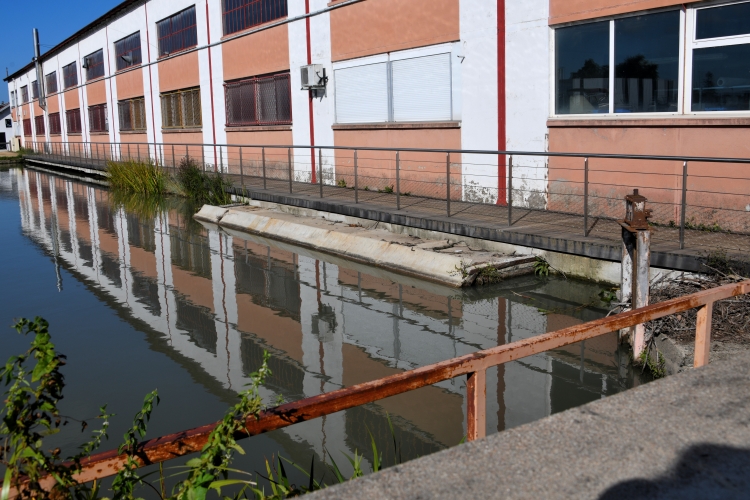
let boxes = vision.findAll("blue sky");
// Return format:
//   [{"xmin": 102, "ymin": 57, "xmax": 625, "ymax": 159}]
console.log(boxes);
[{"xmin": 2, "ymin": 0, "xmax": 122, "ymax": 103}]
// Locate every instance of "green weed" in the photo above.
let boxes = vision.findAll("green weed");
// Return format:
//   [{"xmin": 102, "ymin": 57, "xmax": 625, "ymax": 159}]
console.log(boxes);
[{"xmin": 107, "ymin": 159, "xmax": 168, "ymax": 196}]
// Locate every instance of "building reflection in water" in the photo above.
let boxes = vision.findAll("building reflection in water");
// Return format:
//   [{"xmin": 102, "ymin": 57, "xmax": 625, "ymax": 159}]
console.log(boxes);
[{"xmin": 11, "ymin": 168, "xmax": 644, "ymax": 469}]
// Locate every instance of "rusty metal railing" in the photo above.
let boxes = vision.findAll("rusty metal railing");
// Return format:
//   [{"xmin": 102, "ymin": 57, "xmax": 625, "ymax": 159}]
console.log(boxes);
[{"xmin": 53, "ymin": 278, "xmax": 749, "ymax": 485}]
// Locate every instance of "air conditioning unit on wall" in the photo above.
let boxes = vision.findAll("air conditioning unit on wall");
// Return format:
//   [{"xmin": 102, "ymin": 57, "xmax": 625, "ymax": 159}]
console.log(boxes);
[{"xmin": 300, "ymin": 64, "xmax": 327, "ymax": 90}]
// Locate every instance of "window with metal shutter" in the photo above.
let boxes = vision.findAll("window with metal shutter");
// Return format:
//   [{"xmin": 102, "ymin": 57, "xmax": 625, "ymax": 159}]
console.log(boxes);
[
  {"xmin": 391, "ymin": 53, "xmax": 452, "ymax": 122},
  {"xmin": 334, "ymin": 62, "xmax": 389, "ymax": 123}
]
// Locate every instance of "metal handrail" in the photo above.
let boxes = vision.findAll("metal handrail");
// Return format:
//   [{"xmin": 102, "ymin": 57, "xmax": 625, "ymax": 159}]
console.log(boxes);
[
  {"xmin": 46, "ymin": 279, "xmax": 747, "ymax": 485},
  {"xmin": 23, "ymin": 139, "xmax": 750, "ymax": 163}
]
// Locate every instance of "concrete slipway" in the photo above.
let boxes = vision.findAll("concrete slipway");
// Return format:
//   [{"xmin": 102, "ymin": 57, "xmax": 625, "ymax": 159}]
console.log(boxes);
[
  {"xmin": 308, "ymin": 350, "xmax": 750, "ymax": 500},
  {"xmin": 195, "ymin": 204, "xmax": 537, "ymax": 287}
]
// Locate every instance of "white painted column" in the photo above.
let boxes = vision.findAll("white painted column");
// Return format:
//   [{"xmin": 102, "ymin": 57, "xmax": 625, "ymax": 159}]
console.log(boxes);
[{"xmin": 65, "ymin": 181, "xmax": 81, "ymax": 265}]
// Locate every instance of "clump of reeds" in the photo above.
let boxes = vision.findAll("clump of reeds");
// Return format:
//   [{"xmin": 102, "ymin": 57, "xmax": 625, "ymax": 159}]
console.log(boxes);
[
  {"xmin": 177, "ymin": 156, "xmax": 232, "ymax": 205},
  {"xmin": 107, "ymin": 159, "xmax": 168, "ymax": 196}
]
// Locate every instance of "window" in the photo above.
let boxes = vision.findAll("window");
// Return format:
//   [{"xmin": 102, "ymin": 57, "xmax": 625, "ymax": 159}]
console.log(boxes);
[
  {"xmin": 555, "ymin": 11, "xmax": 680, "ymax": 115},
  {"xmin": 335, "ymin": 52, "xmax": 454, "ymax": 124},
  {"xmin": 31, "ymin": 81, "xmax": 39, "ymax": 100},
  {"xmin": 222, "ymin": 0, "xmax": 287, "ymax": 36},
  {"xmin": 691, "ymin": 3, "xmax": 750, "ymax": 112},
  {"xmin": 157, "ymin": 7, "xmax": 197, "ymax": 56},
  {"xmin": 6, "ymin": 119, "xmax": 12, "ymax": 128},
  {"xmin": 89, "ymin": 104, "xmax": 108, "ymax": 132},
  {"xmin": 34, "ymin": 115, "xmax": 45, "ymax": 135},
  {"xmin": 66, "ymin": 109, "xmax": 82, "ymax": 134},
  {"xmin": 84, "ymin": 49, "xmax": 105, "ymax": 81},
  {"xmin": 20, "ymin": 86, "xmax": 28, "ymax": 103},
  {"xmin": 23, "ymin": 119, "xmax": 31, "ymax": 136},
  {"xmin": 49, "ymin": 113, "xmax": 61, "ymax": 135},
  {"xmin": 63, "ymin": 62, "xmax": 78, "ymax": 89},
  {"xmin": 118, "ymin": 97, "xmax": 147, "ymax": 131},
  {"xmin": 10, "ymin": 91, "xmax": 16, "ymax": 108},
  {"xmin": 46, "ymin": 71, "xmax": 58, "ymax": 95},
  {"xmin": 161, "ymin": 87, "xmax": 202, "ymax": 128},
  {"xmin": 115, "ymin": 32, "xmax": 142, "ymax": 71},
  {"xmin": 225, "ymin": 73, "xmax": 291, "ymax": 126}
]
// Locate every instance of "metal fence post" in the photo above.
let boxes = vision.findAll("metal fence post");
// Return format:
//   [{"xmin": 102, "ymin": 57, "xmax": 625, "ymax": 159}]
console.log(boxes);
[
  {"xmin": 288, "ymin": 148, "xmax": 293, "ymax": 194},
  {"xmin": 262, "ymin": 147, "xmax": 266, "ymax": 190},
  {"xmin": 219, "ymin": 146, "xmax": 224, "ymax": 175},
  {"xmin": 319, "ymin": 148, "xmax": 324, "ymax": 198},
  {"xmin": 583, "ymin": 157, "xmax": 589, "ymax": 236},
  {"xmin": 446, "ymin": 152, "xmax": 451, "ymax": 217},
  {"xmin": 240, "ymin": 147, "xmax": 244, "ymax": 187},
  {"xmin": 172, "ymin": 145, "xmax": 176, "ymax": 173},
  {"xmin": 466, "ymin": 369, "xmax": 486, "ymax": 441},
  {"xmin": 396, "ymin": 151, "xmax": 401, "ymax": 211},
  {"xmin": 185, "ymin": 144, "xmax": 189, "ymax": 163},
  {"xmin": 680, "ymin": 161, "xmax": 688, "ymax": 250},
  {"xmin": 202, "ymin": 147, "xmax": 205, "ymax": 171},
  {"xmin": 354, "ymin": 150, "xmax": 359, "ymax": 204},
  {"xmin": 508, "ymin": 155, "xmax": 513, "ymax": 227}
]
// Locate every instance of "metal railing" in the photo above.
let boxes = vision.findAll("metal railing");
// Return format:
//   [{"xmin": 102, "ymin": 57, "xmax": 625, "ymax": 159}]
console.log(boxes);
[
  {"xmin": 24, "ymin": 140, "xmax": 750, "ymax": 253},
  {"xmin": 34, "ymin": 278, "xmax": 748, "ymax": 486}
]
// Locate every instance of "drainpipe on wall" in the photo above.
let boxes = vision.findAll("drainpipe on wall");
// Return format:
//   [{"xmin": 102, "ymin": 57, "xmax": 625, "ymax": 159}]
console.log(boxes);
[
  {"xmin": 33, "ymin": 29, "xmax": 46, "ymax": 110},
  {"xmin": 497, "ymin": 0, "xmax": 506, "ymax": 205},
  {"xmin": 306, "ymin": 0, "xmax": 317, "ymax": 184}
]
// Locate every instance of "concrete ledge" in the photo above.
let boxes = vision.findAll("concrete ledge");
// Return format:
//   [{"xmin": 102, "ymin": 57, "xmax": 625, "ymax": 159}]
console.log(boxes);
[
  {"xmin": 309, "ymin": 350, "xmax": 750, "ymax": 500},
  {"xmin": 197, "ymin": 205, "xmax": 536, "ymax": 287}
]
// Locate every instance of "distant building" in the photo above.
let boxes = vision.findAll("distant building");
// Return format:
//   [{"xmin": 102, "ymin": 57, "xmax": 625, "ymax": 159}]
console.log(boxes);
[{"xmin": 0, "ymin": 102, "xmax": 13, "ymax": 150}]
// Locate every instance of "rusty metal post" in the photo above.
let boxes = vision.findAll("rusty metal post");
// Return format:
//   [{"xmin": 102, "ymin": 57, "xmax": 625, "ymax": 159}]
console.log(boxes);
[
  {"xmin": 694, "ymin": 302, "xmax": 714, "ymax": 367},
  {"xmin": 583, "ymin": 157, "xmax": 589, "ymax": 236},
  {"xmin": 288, "ymin": 148, "xmax": 293, "ymax": 194},
  {"xmin": 319, "ymin": 148, "xmax": 324, "ymax": 198},
  {"xmin": 466, "ymin": 370, "xmax": 486, "ymax": 441},
  {"xmin": 508, "ymin": 155, "xmax": 513, "ymax": 227},
  {"xmin": 396, "ymin": 151, "xmax": 401, "ymax": 211},
  {"xmin": 619, "ymin": 189, "xmax": 652, "ymax": 357},
  {"xmin": 446, "ymin": 152, "xmax": 451, "ymax": 217},
  {"xmin": 261, "ymin": 147, "xmax": 266, "ymax": 190},
  {"xmin": 679, "ymin": 161, "xmax": 688, "ymax": 250},
  {"xmin": 354, "ymin": 150, "xmax": 359, "ymax": 204}
]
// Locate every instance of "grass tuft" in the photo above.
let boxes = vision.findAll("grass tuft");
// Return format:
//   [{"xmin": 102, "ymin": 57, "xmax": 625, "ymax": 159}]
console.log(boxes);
[{"xmin": 107, "ymin": 159, "xmax": 167, "ymax": 196}]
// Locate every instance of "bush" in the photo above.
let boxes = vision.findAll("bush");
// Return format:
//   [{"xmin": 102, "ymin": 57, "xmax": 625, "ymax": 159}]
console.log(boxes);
[{"xmin": 177, "ymin": 156, "xmax": 232, "ymax": 206}]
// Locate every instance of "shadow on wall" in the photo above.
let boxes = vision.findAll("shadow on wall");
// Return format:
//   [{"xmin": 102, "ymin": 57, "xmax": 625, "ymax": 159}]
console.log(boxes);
[{"xmin": 598, "ymin": 444, "xmax": 750, "ymax": 499}]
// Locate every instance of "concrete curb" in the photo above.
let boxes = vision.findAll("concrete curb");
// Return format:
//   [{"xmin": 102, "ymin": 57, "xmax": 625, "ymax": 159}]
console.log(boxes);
[{"xmin": 195, "ymin": 204, "xmax": 535, "ymax": 287}]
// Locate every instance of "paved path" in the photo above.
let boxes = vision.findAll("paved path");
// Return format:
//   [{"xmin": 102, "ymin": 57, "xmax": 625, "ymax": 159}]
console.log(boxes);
[
  {"xmin": 309, "ymin": 350, "xmax": 750, "ymax": 500},
  {"xmin": 21, "ymin": 154, "xmax": 750, "ymax": 272}
]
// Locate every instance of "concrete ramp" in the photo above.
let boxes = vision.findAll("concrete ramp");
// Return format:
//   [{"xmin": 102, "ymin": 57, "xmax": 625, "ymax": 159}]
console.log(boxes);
[{"xmin": 308, "ymin": 350, "xmax": 750, "ymax": 500}]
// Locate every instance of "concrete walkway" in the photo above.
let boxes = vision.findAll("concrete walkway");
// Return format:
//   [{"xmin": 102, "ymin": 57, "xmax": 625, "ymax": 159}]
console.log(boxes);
[
  {"xmin": 20, "ymin": 154, "xmax": 750, "ymax": 273},
  {"xmin": 309, "ymin": 351, "xmax": 750, "ymax": 500}
]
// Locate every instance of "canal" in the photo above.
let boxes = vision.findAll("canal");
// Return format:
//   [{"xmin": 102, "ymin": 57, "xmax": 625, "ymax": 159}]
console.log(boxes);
[{"xmin": 0, "ymin": 166, "xmax": 649, "ymax": 489}]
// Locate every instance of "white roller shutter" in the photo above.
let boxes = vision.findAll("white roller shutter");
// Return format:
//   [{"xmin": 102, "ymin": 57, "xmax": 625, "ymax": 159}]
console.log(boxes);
[
  {"xmin": 334, "ymin": 62, "xmax": 389, "ymax": 123},
  {"xmin": 392, "ymin": 53, "xmax": 452, "ymax": 122}
]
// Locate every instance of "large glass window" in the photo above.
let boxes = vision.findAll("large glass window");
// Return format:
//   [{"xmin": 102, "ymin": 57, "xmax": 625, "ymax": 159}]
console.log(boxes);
[
  {"xmin": 555, "ymin": 22, "xmax": 610, "ymax": 114},
  {"xmin": 115, "ymin": 32, "xmax": 142, "ymax": 71},
  {"xmin": 696, "ymin": 2, "xmax": 750, "ymax": 39},
  {"xmin": 692, "ymin": 44, "xmax": 750, "ymax": 111},
  {"xmin": 34, "ymin": 115, "xmax": 45, "ymax": 135},
  {"xmin": 89, "ymin": 104, "xmax": 109, "ymax": 133},
  {"xmin": 157, "ymin": 7, "xmax": 198, "ymax": 57},
  {"xmin": 49, "ymin": 113, "xmax": 61, "ymax": 135},
  {"xmin": 691, "ymin": 3, "xmax": 750, "ymax": 112},
  {"xmin": 31, "ymin": 81, "xmax": 39, "ymax": 100},
  {"xmin": 614, "ymin": 11, "xmax": 680, "ymax": 113},
  {"xmin": 555, "ymin": 11, "xmax": 681, "ymax": 115},
  {"xmin": 20, "ymin": 86, "xmax": 28, "ymax": 103},
  {"xmin": 223, "ymin": 0, "xmax": 287, "ymax": 36}
]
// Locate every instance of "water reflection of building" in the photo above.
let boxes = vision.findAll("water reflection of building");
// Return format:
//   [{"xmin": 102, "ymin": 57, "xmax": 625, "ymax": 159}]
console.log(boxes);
[{"xmin": 12, "ymin": 168, "xmax": 636, "ymax": 466}]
